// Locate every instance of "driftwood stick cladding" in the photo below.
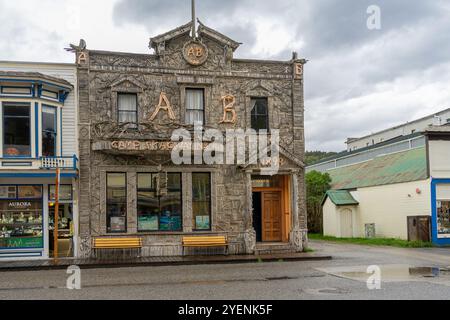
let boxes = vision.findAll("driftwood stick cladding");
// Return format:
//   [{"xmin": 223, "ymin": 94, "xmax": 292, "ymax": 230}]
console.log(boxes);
[{"xmin": 74, "ymin": 19, "xmax": 307, "ymax": 258}]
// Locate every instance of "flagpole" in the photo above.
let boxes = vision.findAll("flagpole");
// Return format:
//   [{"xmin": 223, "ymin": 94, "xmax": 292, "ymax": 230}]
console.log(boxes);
[
  {"xmin": 54, "ymin": 166, "xmax": 60, "ymax": 261},
  {"xmin": 191, "ymin": 0, "xmax": 196, "ymax": 39}
]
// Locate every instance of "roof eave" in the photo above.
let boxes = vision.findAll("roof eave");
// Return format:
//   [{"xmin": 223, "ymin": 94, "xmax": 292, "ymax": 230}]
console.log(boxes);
[{"xmin": 149, "ymin": 21, "xmax": 193, "ymax": 49}]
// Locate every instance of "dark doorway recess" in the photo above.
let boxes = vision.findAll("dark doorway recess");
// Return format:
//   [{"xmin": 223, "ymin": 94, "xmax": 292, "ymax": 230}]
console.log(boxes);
[{"xmin": 252, "ymin": 192, "xmax": 262, "ymax": 242}]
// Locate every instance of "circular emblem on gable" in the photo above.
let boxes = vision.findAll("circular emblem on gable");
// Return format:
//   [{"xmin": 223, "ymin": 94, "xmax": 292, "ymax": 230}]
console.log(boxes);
[{"xmin": 183, "ymin": 40, "xmax": 208, "ymax": 66}]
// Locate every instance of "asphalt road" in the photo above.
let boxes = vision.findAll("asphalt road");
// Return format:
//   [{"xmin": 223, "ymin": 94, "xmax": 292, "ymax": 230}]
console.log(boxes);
[{"xmin": 0, "ymin": 240, "xmax": 449, "ymax": 300}]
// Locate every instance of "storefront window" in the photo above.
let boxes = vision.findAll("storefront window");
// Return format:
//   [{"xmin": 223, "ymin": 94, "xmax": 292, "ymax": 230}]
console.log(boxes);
[
  {"xmin": 137, "ymin": 173, "xmax": 182, "ymax": 232},
  {"xmin": 48, "ymin": 187, "xmax": 74, "ymax": 257},
  {"xmin": 0, "ymin": 186, "xmax": 43, "ymax": 249},
  {"xmin": 106, "ymin": 173, "xmax": 127, "ymax": 233},
  {"xmin": 49, "ymin": 185, "xmax": 73, "ymax": 202},
  {"xmin": 3, "ymin": 102, "xmax": 31, "ymax": 157},
  {"xmin": 437, "ymin": 201, "xmax": 450, "ymax": 238},
  {"xmin": 137, "ymin": 173, "xmax": 159, "ymax": 232},
  {"xmin": 192, "ymin": 173, "xmax": 211, "ymax": 230},
  {"xmin": 42, "ymin": 106, "xmax": 57, "ymax": 157}
]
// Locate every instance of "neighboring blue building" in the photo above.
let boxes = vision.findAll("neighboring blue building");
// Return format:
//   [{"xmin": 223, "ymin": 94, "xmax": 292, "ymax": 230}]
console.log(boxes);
[{"xmin": 0, "ymin": 61, "xmax": 79, "ymax": 260}]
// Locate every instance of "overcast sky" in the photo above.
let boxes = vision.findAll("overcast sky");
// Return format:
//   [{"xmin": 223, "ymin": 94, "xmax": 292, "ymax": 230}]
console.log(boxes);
[{"xmin": 1, "ymin": 0, "xmax": 449, "ymax": 151}]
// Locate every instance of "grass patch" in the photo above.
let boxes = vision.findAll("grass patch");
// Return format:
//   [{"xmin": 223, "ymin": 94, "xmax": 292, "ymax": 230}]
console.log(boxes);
[
  {"xmin": 309, "ymin": 233, "xmax": 433, "ymax": 248},
  {"xmin": 303, "ymin": 248, "xmax": 315, "ymax": 253}
]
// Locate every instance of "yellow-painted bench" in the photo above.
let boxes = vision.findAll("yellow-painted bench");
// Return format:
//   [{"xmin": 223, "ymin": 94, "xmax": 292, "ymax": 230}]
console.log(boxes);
[
  {"xmin": 182, "ymin": 236, "xmax": 228, "ymax": 255},
  {"xmin": 92, "ymin": 237, "xmax": 142, "ymax": 258}
]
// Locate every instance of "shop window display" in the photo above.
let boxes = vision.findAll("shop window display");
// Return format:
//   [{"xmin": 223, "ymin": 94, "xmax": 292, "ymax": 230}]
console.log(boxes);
[
  {"xmin": 137, "ymin": 173, "xmax": 182, "ymax": 232},
  {"xmin": 0, "ymin": 186, "xmax": 43, "ymax": 249},
  {"xmin": 49, "ymin": 185, "xmax": 74, "ymax": 257},
  {"xmin": 192, "ymin": 173, "xmax": 211, "ymax": 230},
  {"xmin": 437, "ymin": 200, "xmax": 450, "ymax": 238}
]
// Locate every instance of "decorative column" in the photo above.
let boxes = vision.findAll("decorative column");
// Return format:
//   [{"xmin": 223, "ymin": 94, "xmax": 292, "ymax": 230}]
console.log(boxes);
[
  {"xmin": 243, "ymin": 171, "xmax": 256, "ymax": 254},
  {"xmin": 290, "ymin": 172, "xmax": 308, "ymax": 252}
]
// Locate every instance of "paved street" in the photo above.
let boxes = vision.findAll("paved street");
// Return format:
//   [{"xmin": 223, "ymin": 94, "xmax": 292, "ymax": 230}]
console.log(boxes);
[{"xmin": 0, "ymin": 240, "xmax": 449, "ymax": 300}]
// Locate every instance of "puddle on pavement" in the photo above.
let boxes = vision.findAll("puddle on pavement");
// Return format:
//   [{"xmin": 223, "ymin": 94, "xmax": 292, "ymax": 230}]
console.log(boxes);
[{"xmin": 317, "ymin": 265, "xmax": 450, "ymax": 283}]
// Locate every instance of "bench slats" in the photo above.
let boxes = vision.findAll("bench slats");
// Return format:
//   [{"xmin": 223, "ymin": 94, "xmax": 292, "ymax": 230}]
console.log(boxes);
[
  {"xmin": 93, "ymin": 238, "xmax": 142, "ymax": 249},
  {"xmin": 183, "ymin": 236, "xmax": 228, "ymax": 247}
]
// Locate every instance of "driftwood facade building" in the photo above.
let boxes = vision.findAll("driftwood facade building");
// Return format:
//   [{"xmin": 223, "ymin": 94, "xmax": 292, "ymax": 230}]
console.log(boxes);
[{"xmin": 74, "ymin": 21, "xmax": 307, "ymax": 257}]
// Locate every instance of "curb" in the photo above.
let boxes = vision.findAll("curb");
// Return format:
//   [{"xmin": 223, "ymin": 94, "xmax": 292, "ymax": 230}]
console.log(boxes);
[{"xmin": 0, "ymin": 254, "xmax": 332, "ymax": 272}]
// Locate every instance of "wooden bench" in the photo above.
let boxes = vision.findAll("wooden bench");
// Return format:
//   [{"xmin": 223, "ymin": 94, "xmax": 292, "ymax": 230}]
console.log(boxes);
[
  {"xmin": 92, "ymin": 237, "xmax": 143, "ymax": 258},
  {"xmin": 182, "ymin": 236, "xmax": 228, "ymax": 256}
]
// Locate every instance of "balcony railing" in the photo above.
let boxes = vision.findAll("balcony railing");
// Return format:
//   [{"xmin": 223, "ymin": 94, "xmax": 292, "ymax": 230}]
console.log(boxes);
[{"xmin": 40, "ymin": 156, "xmax": 78, "ymax": 170}]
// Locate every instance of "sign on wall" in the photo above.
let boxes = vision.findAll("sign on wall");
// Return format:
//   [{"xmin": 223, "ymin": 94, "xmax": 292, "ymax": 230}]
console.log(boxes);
[{"xmin": 183, "ymin": 40, "xmax": 209, "ymax": 66}]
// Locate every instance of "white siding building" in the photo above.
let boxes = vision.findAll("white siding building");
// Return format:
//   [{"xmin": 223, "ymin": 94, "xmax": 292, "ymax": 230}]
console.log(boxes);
[
  {"xmin": 346, "ymin": 108, "xmax": 450, "ymax": 152},
  {"xmin": 310, "ymin": 114, "xmax": 450, "ymax": 246}
]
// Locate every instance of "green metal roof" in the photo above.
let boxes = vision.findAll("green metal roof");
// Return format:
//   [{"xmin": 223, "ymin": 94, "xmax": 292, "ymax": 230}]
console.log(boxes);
[
  {"xmin": 328, "ymin": 147, "xmax": 428, "ymax": 190},
  {"xmin": 323, "ymin": 190, "xmax": 359, "ymax": 206}
]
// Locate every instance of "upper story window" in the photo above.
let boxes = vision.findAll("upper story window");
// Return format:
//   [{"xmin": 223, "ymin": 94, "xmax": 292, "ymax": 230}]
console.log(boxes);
[
  {"xmin": 42, "ymin": 106, "xmax": 57, "ymax": 157},
  {"xmin": 251, "ymin": 98, "xmax": 269, "ymax": 131},
  {"xmin": 118, "ymin": 93, "xmax": 138, "ymax": 128},
  {"xmin": 3, "ymin": 102, "xmax": 31, "ymax": 157},
  {"xmin": 185, "ymin": 88, "xmax": 204, "ymax": 126}
]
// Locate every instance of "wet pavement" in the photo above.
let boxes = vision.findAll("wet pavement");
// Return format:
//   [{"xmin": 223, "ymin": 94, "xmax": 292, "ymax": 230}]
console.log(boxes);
[{"xmin": 0, "ymin": 240, "xmax": 449, "ymax": 300}]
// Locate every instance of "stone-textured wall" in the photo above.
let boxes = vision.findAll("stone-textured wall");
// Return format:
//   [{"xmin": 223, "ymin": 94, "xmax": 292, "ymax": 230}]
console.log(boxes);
[{"xmin": 75, "ymin": 29, "xmax": 306, "ymax": 257}]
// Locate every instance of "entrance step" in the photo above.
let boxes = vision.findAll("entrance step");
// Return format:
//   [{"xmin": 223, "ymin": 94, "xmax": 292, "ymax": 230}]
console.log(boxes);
[{"xmin": 255, "ymin": 243, "xmax": 298, "ymax": 255}]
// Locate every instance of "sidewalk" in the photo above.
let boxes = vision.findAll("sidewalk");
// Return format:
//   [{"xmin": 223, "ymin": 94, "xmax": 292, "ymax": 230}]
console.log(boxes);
[{"xmin": 0, "ymin": 252, "xmax": 331, "ymax": 272}]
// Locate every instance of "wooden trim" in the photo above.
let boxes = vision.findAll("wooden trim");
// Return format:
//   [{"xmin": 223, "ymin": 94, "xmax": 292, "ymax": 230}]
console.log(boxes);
[{"xmin": 252, "ymin": 175, "xmax": 292, "ymax": 243}]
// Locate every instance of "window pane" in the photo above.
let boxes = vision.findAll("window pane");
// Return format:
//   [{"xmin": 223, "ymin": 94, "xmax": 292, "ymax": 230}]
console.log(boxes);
[
  {"xmin": 0, "ymin": 186, "xmax": 16, "ymax": 199},
  {"xmin": 161, "ymin": 173, "xmax": 182, "ymax": 231},
  {"xmin": 42, "ymin": 106, "xmax": 56, "ymax": 132},
  {"xmin": 192, "ymin": 173, "xmax": 211, "ymax": 230},
  {"xmin": 437, "ymin": 201, "xmax": 450, "ymax": 237},
  {"xmin": 137, "ymin": 173, "xmax": 182, "ymax": 232},
  {"xmin": 251, "ymin": 98, "xmax": 269, "ymax": 131},
  {"xmin": 17, "ymin": 186, "xmax": 42, "ymax": 199},
  {"xmin": 167, "ymin": 173, "xmax": 181, "ymax": 190},
  {"xmin": 49, "ymin": 185, "xmax": 73, "ymax": 201},
  {"xmin": 118, "ymin": 94, "xmax": 137, "ymax": 126},
  {"xmin": 138, "ymin": 174, "xmax": 156, "ymax": 190},
  {"xmin": 42, "ymin": 106, "xmax": 57, "ymax": 157},
  {"xmin": 137, "ymin": 191, "xmax": 159, "ymax": 232},
  {"xmin": 3, "ymin": 103, "xmax": 31, "ymax": 157},
  {"xmin": 107, "ymin": 173, "xmax": 127, "ymax": 233},
  {"xmin": 160, "ymin": 191, "xmax": 182, "ymax": 231},
  {"xmin": 185, "ymin": 89, "xmax": 204, "ymax": 125},
  {"xmin": 118, "ymin": 94, "xmax": 137, "ymax": 111}
]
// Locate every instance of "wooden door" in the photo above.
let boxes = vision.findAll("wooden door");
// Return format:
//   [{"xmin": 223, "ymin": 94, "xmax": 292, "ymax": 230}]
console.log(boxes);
[
  {"xmin": 408, "ymin": 216, "xmax": 431, "ymax": 242},
  {"xmin": 262, "ymin": 192, "xmax": 282, "ymax": 242},
  {"xmin": 340, "ymin": 209, "xmax": 353, "ymax": 238}
]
